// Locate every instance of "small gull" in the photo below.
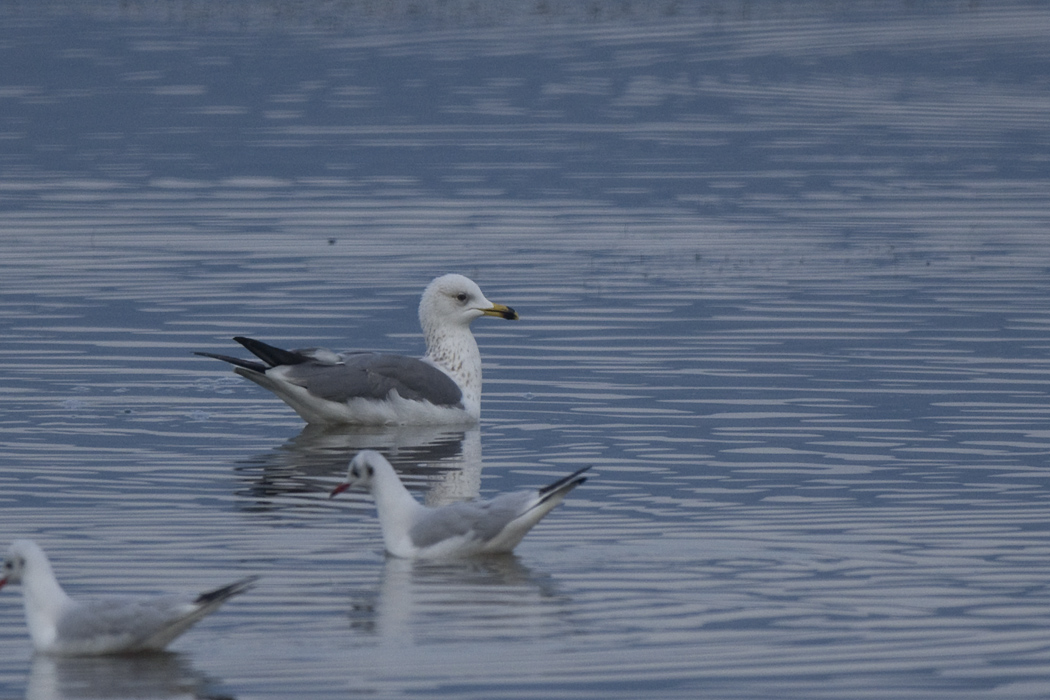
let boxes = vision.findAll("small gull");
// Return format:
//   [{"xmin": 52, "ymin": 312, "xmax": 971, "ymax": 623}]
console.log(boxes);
[
  {"xmin": 330, "ymin": 450, "xmax": 591, "ymax": 559},
  {"xmin": 196, "ymin": 274, "xmax": 518, "ymax": 425},
  {"xmin": 0, "ymin": 540, "xmax": 257, "ymax": 656}
]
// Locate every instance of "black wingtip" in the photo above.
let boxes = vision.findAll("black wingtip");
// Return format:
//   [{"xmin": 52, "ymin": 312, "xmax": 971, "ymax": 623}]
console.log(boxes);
[
  {"xmin": 233, "ymin": 336, "xmax": 309, "ymax": 367},
  {"xmin": 537, "ymin": 465, "xmax": 593, "ymax": 497},
  {"xmin": 194, "ymin": 351, "xmax": 269, "ymax": 374},
  {"xmin": 194, "ymin": 575, "xmax": 260, "ymax": 605}
]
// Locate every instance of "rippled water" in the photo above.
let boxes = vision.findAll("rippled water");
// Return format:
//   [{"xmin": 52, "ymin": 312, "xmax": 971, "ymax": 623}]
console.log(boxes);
[{"xmin": 2, "ymin": 1, "xmax": 1050, "ymax": 698}]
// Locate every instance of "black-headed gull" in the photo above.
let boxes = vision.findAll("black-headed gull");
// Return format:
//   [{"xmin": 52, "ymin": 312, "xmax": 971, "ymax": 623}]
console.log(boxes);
[
  {"xmin": 0, "ymin": 540, "xmax": 257, "ymax": 656},
  {"xmin": 330, "ymin": 450, "xmax": 591, "ymax": 559},
  {"xmin": 196, "ymin": 274, "xmax": 518, "ymax": 425}
]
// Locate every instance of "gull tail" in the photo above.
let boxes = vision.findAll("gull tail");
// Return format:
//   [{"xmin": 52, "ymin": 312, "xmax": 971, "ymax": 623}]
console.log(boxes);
[
  {"xmin": 500, "ymin": 466, "xmax": 592, "ymax": 548},
  {"xmin": 135, "ymin": 575, "xmax": 260, "ymax": 652},
  {"xmin": 194, "ymin": 336, "xmax": 309, "ymax": 372}
]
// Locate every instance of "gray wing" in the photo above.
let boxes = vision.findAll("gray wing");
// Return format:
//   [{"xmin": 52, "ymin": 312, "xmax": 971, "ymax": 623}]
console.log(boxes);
[
  {"xmin": 56, "ymin": 576, "xmax": 256, "ymax": 651},
  {"xmin": 409, "ymin": 491, "xmax": 533, "ymax": 548},
  {"xmin": 57, "ymin": 595, "xmax": 194, "ymax": 647},
  {"xmin": 283, "ymin": 353, "xmax": 464, "ymax": 407}
]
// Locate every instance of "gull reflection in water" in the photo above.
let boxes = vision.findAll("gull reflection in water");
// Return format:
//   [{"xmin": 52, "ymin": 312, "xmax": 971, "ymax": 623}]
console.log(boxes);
[
  {"xmin": 349, "ymin": 555, "xmax": 568, "ymax": 650},
  {"xmin": 234, "ymin": 424, "xmax": 483, "ymax": 511},
  {"xmin": 26, "ymin": 652, "xmax": 230, "ymax": 700}
]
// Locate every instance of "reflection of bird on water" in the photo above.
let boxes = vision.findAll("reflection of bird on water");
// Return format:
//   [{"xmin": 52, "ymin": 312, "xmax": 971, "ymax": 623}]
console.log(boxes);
[
  {"xmin": 233, "ymin": 424, "xmax": 483, "ymax": 512},
  {"xmin": 330, "ymin": 450, "xmax": 591, "ymax": 559},
  {"xmin": 0, "ymin": 540, "xmax": 255, "ymax": 656},
  {"xmin": 27, "ymin": 652, "xmax": 226, "ymax": 700},
  {"xmin": 348, "ymin": 555, "xmax": 566, "ymax": 651},
  {"xmin": 196, "ymin": 274, "xmax": 518, "ymax": 425}
]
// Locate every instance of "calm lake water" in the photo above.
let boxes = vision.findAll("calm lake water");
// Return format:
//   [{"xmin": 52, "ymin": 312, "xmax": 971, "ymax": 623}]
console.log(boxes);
[{"xmin": 2, "ymin": 1, "xmax": 1050, "ymax": 697}]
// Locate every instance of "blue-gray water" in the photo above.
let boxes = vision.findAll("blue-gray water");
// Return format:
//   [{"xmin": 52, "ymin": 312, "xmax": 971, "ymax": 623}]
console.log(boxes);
[{"xmin": 2, "ymin": 1, "xmax": 1050, "ymax": 697}]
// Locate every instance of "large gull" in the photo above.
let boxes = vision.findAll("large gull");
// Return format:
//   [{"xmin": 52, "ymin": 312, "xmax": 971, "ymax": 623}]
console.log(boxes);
[
  {"xmin": 196, "ymin": 274, "xmax": 518, "ymax": 425},
  {"xmin": 0, "ymin": 540, "xmax": 256, "ymax": 656},
  {"xmin": 329, "ymin": 450, "xmax": 591, "ymax": 559}
]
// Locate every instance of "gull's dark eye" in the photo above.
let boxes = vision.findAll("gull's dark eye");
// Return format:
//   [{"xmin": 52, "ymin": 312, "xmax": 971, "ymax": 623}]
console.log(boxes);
[{"xmin": 456, "ymin": 292, "xmax": 468, "ymax": 302}]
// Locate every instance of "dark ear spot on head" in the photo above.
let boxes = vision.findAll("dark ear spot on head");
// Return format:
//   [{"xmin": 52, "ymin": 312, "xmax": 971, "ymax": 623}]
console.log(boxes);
[{"xmin": 366, "ymin": 465, "xmax": 375, "ymax": 477}]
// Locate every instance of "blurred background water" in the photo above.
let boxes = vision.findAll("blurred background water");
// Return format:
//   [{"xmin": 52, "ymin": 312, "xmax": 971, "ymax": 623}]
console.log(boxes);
[{"xmin": 2, "ymin": 1, "xmax": 1050, "ymax": 697}]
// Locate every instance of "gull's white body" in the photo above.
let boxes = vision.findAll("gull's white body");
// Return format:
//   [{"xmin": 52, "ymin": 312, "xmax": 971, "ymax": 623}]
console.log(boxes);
[
  {"xmin": 331, "ymin": 450, "xmax": 591, "ymax": 559},
  {"xmin": 197, "ymin": 274, "xmax": 518, "ymax": 426},
  {"xmin": 0, "ymin": 540, "xmax": 256, "ymax": 656}
]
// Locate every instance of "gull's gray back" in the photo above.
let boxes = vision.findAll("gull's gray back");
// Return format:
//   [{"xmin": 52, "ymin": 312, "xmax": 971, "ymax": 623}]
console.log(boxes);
[
  {"xmin": 56, "ymin": 595, "xmax": 189, "ymax": 645},
  {"xmin": 285, "ymin": 353, "xmax": 464, "ymax": 407},
  {"xmin": 409, "ymin": 491, "xmax": 533, "ymax": 548}
]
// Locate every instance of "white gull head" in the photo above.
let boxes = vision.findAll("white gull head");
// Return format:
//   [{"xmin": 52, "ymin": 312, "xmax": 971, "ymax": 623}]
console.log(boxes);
[{"xmin": 418, "ymin": 274, "xmax": 518, "ymax": 419}]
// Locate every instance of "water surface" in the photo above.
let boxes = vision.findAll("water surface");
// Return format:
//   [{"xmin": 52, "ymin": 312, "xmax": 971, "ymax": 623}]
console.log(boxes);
[{"xmin": 2, "ymin": 2, "xmax": 1050, "ymax": 698}]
